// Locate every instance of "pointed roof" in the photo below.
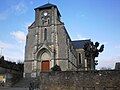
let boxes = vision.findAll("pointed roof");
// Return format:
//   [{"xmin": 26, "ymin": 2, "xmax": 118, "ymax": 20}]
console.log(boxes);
[{"xmin": 34, "ymin": 3, "xmax": 61, "ymax": 16}]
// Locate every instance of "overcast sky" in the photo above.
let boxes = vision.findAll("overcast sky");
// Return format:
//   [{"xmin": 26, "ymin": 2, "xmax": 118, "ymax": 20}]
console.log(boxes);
[{"xmin": 0, "ymin": 0, "xmax": 120, "ymax": 69}]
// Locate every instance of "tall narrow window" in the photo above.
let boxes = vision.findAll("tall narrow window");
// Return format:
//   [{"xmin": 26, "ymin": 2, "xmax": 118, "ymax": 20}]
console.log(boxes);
[
  {"xmin": 47, "ymin": 18, "xmax": 50, "ymax": 24},
  {"xmin": 42, "ymin": 20, "xmax": 44, "ymax": 25},
  {"xmin": 79, "ymin": 53, "xmax": 81, "ymax": 64},
  {"xmin": 44, "ymin": 28, "xmax": 47, "ymax": 40}
]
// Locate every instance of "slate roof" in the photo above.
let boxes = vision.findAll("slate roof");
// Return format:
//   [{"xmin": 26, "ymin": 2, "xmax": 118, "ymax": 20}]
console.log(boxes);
[
  {"xmin": 72, "ymin": 39, "xmax": 91, "ymax": 49},
  {"xmin": 35, "ymin": 3, "xmax": 57, "ymax": 10},
  {"xmin": 34, "ymin": 3, "xmax": 61, "ymax": 16}
]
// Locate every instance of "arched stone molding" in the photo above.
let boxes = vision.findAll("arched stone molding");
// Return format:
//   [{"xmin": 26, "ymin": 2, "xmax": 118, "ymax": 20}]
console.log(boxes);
[
  {"xmin": 36, "ymin": 44, "xmax": 54, "ymax": 72},
  {"xmin": 36, "ymin": 44, "xmax": 53, "ymax": 61},
  {"xmin": 37, "ymin": 48, "xmax": 51, "ymax": 61}
]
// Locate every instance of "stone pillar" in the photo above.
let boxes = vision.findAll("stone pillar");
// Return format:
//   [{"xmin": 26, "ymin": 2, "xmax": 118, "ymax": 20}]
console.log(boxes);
[{"xmin": 115, "ymin": 63, "xmax": 120, "ymax": 70}]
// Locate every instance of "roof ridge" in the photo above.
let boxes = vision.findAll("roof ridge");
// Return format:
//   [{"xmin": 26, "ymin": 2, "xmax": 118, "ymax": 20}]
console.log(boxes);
[
  {"xmin": 34, "ymin": 3, "xmax": 57, "ymax": 10},
  {"xmin": 72, "ymin": 39, "xmax": 91, "ymax": 42}
]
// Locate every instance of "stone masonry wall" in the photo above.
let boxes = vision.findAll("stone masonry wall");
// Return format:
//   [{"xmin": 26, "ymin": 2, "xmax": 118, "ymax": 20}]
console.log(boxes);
[{"xmin": 39, "ymin": 70, "xmax": 120, "ymax": 90}]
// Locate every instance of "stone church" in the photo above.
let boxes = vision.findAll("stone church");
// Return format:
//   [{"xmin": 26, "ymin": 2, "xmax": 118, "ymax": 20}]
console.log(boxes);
[{"xmin": 24, "ymin": 3, "xmax": 93, "ymax": 78}]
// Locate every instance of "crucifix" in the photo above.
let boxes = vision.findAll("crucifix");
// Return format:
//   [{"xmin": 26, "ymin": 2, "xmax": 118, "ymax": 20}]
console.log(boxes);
[{"xmin": 48, "ymin": 0, "xmax": 50, "ymax": 3}]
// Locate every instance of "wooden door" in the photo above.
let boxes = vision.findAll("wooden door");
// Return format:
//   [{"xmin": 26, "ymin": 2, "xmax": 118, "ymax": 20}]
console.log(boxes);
[{"xmin": 41, "ymin": 60, "xmax": 50, "ymax": 72}]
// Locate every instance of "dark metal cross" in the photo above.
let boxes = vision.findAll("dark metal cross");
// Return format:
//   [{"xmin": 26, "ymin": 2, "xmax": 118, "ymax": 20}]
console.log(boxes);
[{"xmin": 48, "ymin": 0, "xmax": 50, "ymax": 3}]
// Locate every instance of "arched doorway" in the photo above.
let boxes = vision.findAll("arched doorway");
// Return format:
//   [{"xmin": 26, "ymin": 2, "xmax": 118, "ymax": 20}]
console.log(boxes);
[{"xmin": 41, "ymin": 51, "xmax": 50, "ymax": 72}]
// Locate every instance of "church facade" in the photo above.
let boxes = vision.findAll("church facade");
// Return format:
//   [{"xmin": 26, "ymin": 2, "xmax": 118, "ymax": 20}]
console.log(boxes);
[{"xmin": 24, "ymin": 3, "xmax": 93, "ymax": 78}]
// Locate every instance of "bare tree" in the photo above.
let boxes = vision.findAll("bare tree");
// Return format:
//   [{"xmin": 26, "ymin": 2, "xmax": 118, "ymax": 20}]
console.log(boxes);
[{"xmin": 84, "ymin": 41, "xmax": 104, "ymax": 70}]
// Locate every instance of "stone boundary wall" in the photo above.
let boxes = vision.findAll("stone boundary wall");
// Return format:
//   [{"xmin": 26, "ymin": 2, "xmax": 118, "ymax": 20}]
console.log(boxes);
[
  {"xmin": 39, "ymin": 70, "xmax": 120, "ymax": 90},
  {"xmin": 0, "ymin": 88, "xmax": 28, "ymax": 90}
]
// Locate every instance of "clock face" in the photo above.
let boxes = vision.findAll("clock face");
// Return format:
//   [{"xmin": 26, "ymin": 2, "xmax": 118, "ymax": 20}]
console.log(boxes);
[
  {"xmin": 41, "ymin": 11, "xmax": 51, "ymax": 25},
  {"xmin": 43, "ymin": 12, "xmax": 48, "ymax": 16}
]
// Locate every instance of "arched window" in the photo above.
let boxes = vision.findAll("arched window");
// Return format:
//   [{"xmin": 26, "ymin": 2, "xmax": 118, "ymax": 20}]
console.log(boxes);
[{"xmin": 44, "ymin": 28, "xmax": 47, "ymax": 40}]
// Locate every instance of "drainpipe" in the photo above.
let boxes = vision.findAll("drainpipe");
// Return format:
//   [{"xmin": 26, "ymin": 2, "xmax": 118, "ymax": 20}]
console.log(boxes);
[{"xmin": 53, "ymin": 49, "xmax": 56, "ymax": 66}]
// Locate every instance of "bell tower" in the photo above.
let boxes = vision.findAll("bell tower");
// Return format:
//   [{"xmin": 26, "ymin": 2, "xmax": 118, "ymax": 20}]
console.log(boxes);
[
  {"xmin": 24, "ymin": 3, "xmax": 63, "ymax": 77},
  {"xmin": 34, "ymin": 3, "xmax": 61, "ymax": 27}
]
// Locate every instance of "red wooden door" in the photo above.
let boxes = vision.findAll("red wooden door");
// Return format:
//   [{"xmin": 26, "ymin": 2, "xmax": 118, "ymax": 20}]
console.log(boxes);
[{"xmin": 41, "ymin": 60, "xmax": 50, "ymax": 72}]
